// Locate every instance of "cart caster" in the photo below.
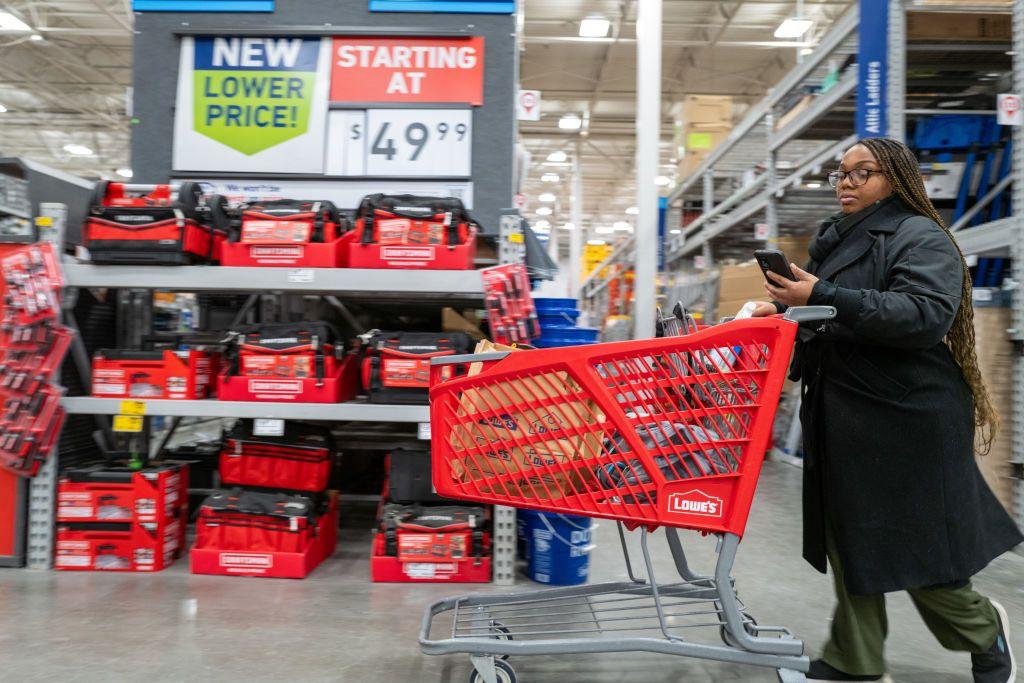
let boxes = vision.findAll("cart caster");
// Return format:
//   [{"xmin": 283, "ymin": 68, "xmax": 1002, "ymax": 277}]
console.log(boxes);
[
  {"xmin": 468, "ymin": 658, "xmax": 516, "ymax": 683},
  {"xmin": 720, "ymin": 615, "xmax": 758, "ymax": 649},
  {"xmin": 488, "ymin": 621, "xmax": 513, "ymax": 660}
]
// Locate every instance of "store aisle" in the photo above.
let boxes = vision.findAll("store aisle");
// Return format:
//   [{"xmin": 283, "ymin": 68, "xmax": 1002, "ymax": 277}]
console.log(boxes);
[{"xmin": 1, "ymin": 462, "xmax": 1020, "ymax": 683}]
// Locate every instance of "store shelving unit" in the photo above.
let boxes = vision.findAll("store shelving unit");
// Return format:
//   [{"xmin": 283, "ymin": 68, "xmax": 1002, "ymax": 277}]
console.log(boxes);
[{"xmin": 60, "ymin": 397, "xmax": 429, "ymax": 422}]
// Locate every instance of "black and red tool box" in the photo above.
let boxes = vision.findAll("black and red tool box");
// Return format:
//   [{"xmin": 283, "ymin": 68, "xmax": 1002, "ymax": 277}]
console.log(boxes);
[
  {"xmin": 220, "ymin": 420, "xmax": 335, "ymax": 493},
  {"xmin": 55, "ymin": 518, "xmax": 185, "ymax": 572},
  {"xmin": 190, "ymin": 489, "xmax": 338, "ymax": 579},
  {"xmin": 219, "ymin": 199, "xmax": 356, "ymax": 268},
  {"xmin": 57, "ymin": 462, "xmax": 188, "ymax": 525},
  {"xmin": 82, "ymin": 182, "xmax": 229, "ymax": 265},
  {"xmin": 91, "ymin": 348, "xmax": 216, "ymax": 400},
  {"xmin": 347, "ymin": 194, "xmax": 478, "ymax": 270},
  {"xmin": 371, "ymin": 502, "xmax": 491, "ymax": 583},
  {"xmin": 360, "ymin": 331, "xmax": 472, "ymax": 405},
  {"xmin": 219, "ymin": 322, "xmax": 359, "ymax": 403}
]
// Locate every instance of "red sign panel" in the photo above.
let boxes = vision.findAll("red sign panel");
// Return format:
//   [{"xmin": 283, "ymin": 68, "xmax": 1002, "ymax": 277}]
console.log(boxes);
[{"xmin": 330, "ymin": 36, "xmax": 485, "ymax": 105}]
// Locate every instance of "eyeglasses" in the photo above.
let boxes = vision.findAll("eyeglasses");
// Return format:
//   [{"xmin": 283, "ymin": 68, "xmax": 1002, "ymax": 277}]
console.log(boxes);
[{"xmin": 828, "ymin": 169, "xmax": 885, "ymax": 188}]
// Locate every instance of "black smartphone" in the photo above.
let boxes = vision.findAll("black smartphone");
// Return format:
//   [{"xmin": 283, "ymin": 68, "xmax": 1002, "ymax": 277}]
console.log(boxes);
[{"xmin": 754, "ymin": 249, "xmax": 797, "ymax": 282}]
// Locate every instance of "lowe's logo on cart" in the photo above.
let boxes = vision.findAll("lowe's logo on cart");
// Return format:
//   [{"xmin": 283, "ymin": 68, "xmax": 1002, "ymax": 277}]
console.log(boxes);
[{"xmin": 668, "ymin": 490, "xmax": 723, "ymax": 518}]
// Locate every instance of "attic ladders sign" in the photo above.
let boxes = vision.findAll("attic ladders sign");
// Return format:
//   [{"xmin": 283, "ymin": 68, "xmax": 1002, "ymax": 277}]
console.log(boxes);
[
  {"xmin": 856, "ymin": 0, "xmax": 889, "ymax": 138},
  {"xmin": 173, "ymin": 37, "xmax": 331, "ymax": 173}
]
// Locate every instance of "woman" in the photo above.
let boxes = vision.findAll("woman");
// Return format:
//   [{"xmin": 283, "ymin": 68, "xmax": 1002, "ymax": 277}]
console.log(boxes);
[{"xmin": 751, "ymin": 137, "xmax": 1022, "ymax": 682}]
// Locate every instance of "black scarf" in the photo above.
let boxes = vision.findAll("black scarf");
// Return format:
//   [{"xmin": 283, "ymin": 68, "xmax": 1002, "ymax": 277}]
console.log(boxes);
[{"xmin": 808, "ymin": 196, "xmax": 896, "ymax": 264}]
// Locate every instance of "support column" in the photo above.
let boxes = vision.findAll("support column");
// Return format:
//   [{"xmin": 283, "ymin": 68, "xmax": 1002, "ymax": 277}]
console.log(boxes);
[
  {"xmin": 634, "ymin": 0, "xmax": 662, "ymax": 339},
  {"xmin": 1010, "ymin": 0, "xmax": 1024, "ymax": 532},
  {"xmin": 765, "ymin": 108, "xmax": 779, "ymax": 244},
  {"xmin": 702, "ymin": 172, "xmax": 716, "ymax": 315},
  {"xmin": 570, "ymin": 141, "xmax": 584, "ymax": 298},
  {"xmin": 886, "ymin": 0, "xmax": 906, "ymax": 141}
]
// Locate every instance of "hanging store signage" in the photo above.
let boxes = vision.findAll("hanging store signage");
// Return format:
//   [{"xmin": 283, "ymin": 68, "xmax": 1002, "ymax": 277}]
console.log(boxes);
[
  {"xmin": 330, "ymin": 37, "xmax": 485, "ymax": 105},
  {"xmin": 369, "ymin": 0, "xmax": 514, "ymax": 13},
  {"xmin": 997, "ymin": 94, "xmax": 1023, "ymax": 127},
  {"xmin": 325, "ymin": 108, "xmax": 471, "ymax": 176},
  {"xmin": 134, "ymin": 1, "xmax": 273, "ymax": 9},
  {"xmin": 856, "ymin": 0, "xmax": 889, "ymax": 138},
  {"xmin": 517, "ymin": 90, "xmax": 541, "ymax": 121},
  {"xmin": 173, "ymin": 36, "xmax": 331, "ymax": 173}
]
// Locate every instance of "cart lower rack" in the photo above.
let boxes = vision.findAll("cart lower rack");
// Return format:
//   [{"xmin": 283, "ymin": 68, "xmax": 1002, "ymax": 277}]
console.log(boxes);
[{"xmin": 421, "ymin": 306, "xmax": 836, "ymax": 683}]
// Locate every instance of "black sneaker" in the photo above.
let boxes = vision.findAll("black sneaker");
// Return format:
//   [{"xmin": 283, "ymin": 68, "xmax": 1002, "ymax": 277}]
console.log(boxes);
[
  {"xmin": 807, "ymin": 659, "xmax": 893, "ymax": 682},
  {"xmin": 973, "ymin": 599, "xmax": 1016, "ymax": 683}
]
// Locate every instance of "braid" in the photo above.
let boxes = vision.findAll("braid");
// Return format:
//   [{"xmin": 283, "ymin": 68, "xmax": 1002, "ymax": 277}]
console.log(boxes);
[{"xmin": 858, "ymin": 137, "xmax": 998, "ymax": 455}]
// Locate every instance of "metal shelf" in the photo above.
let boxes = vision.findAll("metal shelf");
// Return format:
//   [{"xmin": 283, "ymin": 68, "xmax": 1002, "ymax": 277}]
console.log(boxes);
[
  {"xmin": 62, "ymin": 263, "xmax": 485, "ymax": 302},
  {"xmin": 0, "ymin": 204, "xmax": 30, "ymax": 220},
  {"xmin": 953, "ymin": 217, "xmax": 1017, "ymax": 257},
  {"xmin": 61, "ymin": 397, "xmax": 429, "ymax": 422}
]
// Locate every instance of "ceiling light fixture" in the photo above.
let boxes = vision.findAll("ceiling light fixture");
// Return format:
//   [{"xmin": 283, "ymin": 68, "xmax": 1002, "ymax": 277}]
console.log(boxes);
[
  {"xmin": 579, "ymin": 15, "xmax": 611, "ymax": 38},
  {"xmin": 558, "ymin": 114, "xmax": 583, "ymax": 130},
  {"xmin": 560, "ymin": 223, "xmax": 575, "ymax": 231},
  {"xmin": 63, "ymin": 143, "xmax": 94, "ymax": 156},
  {"xmin": 534, "ymin": 219, "xmax": 551, "ymax": 229},
  {"xmin": 670, "ymin": 229, "xmax": 682, "ymax": 235},
  {"xmin": 800, "ymin": 47, "xmax": 814, "ymax": 56},
  {"xmin": 654, "ymin": 175, "xmax": 672, "ymax": 186},
  {"xmin": 613, "ymin": 221, "xmax": 631, "ymax": 231},
  {"xmin": 625, "ymin": 206, "xmax": 639, "ymax": 215},
  {"xmin": 546, "ymin": 150, "xmax": 568, "ymax": 162},
  {"xmin": 536, "ymin": 206, "xmax": 553, "ymax": 216},
  {"xmin": 29, "ymin": 33, "xmax": 42, "ymax": 41},
  {"xmin": 538, "ymin": 192, "xmax": 557, "ymax": 202},
  {"xmin": 541, "ymin": 173, "xmax": 560, "ymax": 183},
  {"xmin": 595, "ymin": 226, "xmax": 614, "ymax": 234},
  {"xmin": 0, "ymin": 11, "xmax": 33, "ymax": 33},
  {"xmin": 805, "ymin": 182, "xmax": 821, "ymax": 189},
  {"xmin": 587, "ymin": 239, "xmax": 607, "ymax": 246},
  {"xmin": 0, "ymin": 104, "xmax": 7, "ymax": 113},
  {"xmin": 774, "ymin": 17, "xmax": 813, "ymax": 39},
  {"xmin": 116, "ymin": 167, "xmax": 133, "ymax": 179}
]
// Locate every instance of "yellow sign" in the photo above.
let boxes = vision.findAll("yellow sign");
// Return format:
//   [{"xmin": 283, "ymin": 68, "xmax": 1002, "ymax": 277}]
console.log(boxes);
[
  {"xmin": 35, "ymin": 217, "xmax": 54, "ymax": 227},
  {"xmin": 113, "ymin": 415, "xmax": 144, "ymax": 433},
  {"xmin": 119, "ymin": 400, "xmax": 147, "ymax": 416},
  {"xmin": 509, "ymin": 233, "xmax": 524, "ymax": 244},
  {"xmin": 687, "ymin": 132, "xmax": 713, "ymax": 150}
]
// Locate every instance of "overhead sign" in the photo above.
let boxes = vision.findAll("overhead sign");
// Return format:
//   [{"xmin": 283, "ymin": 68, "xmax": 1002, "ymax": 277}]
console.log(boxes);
[
  {"xmin": 517, "ymin": 90, "xmax": 541, "ymax": 121},
  {"xmin": 369, "ymin": 0, "xmax": 514, "ymax": 12},
  {"xmin": 134, "ymin": 1, "xmax": 273, "ymax": 9},
  {"xmin": 330, "ymin": 37, "xmax": 485, "ymax": 105},
  {"xmin": 997, "ymin": 93, "xmax": 1023, "ymax": 126},
  {"xmin": 173, "ymin": 36, "xmax": 331, "ymax": 173},
  {"xmin": 856, "ymin": 0, "xmax": 889, "ymax": 138}
]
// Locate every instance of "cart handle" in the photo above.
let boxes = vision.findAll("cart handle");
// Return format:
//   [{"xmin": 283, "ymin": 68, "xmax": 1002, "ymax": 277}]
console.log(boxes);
[
  {"xmin": 781, "ymin": 306, "xmax": 837, "ymax": 323},
  {"xmin": 430, "ymin": 351, "xmax": 511, "ymax": 367}
]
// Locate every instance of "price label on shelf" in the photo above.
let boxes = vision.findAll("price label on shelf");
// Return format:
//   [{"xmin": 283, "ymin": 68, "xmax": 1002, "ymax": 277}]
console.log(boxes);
[
  {"xmin": 418, "ymin": 422, "xmax": 431, "ymax": 440},
  {"xmin": 287, "ymin": 269, "xmax": 315, "ymax": 284},
  {"xmin": 113, "ymin": 415, "xmax": 144, "ymax": 433},
  {"xmin": 254, "ymin": 418, "xmax": 285, "ymax": 437},
  {"xmin": 326, "ymin": 109, "xmax": 471, "ymax": 177},
  {"xmin": 119, "ymin": 400, "xmax": 146, "ymax": 416}
]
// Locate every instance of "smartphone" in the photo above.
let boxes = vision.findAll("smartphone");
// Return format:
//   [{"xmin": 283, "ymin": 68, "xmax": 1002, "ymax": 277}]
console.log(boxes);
[{"xmin": 754, "ymin": 249, "xmax": 797, "ymax": 282}]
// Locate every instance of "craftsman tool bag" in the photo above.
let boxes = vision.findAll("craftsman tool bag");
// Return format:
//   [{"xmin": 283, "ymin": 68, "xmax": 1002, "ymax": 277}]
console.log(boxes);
[
  {"xmin": 379, "ymin": 504, "xmax": 487, "ymax": 562},
  {"xmin": 360, "ymin": 331, "xmax": 471, "ymax": 404},
  {"xmin": 233, "ymin": 199, "xmax": 348, "ymax": 244},
  {"xmin": 225, "ymin": 322, "xmax": 344, "ymax": 386},
  {"xmin": 83, "ymin": 182, "xmax": 229, "ymax": 265},
  {"xmin": 195, "ymin": 489, "xmax": 318, "ymax": 553},
  {"xmin": 220, "ymin": 420, "xmax": 336, "ymax": 493},
  {"xmin": 354, "ymin": 194, "xmax": 476, "ymax": 247}
]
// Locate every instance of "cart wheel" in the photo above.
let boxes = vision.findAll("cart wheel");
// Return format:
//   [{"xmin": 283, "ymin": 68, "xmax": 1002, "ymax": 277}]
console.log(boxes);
[
  {"xmin": 720, "ymin": 615, "xmax": 758, "ymax": 649},
  {"xmin": 489, "ymin": 621, "xmax": 513, "ymax": 660},
  {"xmin": 468, "ymin": 659, "xmax": 516, "ymax": 683}
]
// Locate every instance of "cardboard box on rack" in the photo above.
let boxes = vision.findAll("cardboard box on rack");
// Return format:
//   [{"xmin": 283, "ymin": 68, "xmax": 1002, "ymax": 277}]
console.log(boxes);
[
  {"xmin": 676, "ymin": 95, "xmax": 733, "ymax": 127},
  {"xmin": 906, "ymin": 11, "xmax": 1011, "ymax": 40}
]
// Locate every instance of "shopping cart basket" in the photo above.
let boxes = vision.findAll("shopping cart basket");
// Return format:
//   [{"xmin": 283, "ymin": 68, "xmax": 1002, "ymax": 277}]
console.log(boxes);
[{"xmin": 420, "ymin": 305, "xmax": 836, "ymax": 683}]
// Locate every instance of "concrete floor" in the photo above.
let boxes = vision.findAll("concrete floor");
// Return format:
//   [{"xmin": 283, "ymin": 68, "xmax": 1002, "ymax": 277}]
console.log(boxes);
[{"xmin": 1, "ymin": 462, "xmax": 1021, "ymax": 682}]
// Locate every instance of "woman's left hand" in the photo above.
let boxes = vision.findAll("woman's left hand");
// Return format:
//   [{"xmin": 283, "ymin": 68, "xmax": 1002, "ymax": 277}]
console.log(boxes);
[{"xmin": 765, "ymin": 264, "xmax": 820, "ymax": 307}]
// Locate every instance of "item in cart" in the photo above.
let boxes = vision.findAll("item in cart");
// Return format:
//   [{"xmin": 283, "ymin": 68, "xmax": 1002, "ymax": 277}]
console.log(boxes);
[
  {"xmin": 82, "ymin": 182, "xmax": 229, "ymax": 265},
  {"xmin": 360, "ymin": 331, "xmax": 472, "ymax": 405},
  {"xmin": 219, "ymin": 199, "xmax": 354, "ymax": 268},
  {"xmin": 91, "ymin": 348, "xmax": 215, "ymax": 400},
  {"xmin": 220, "ymin": 420, "xmax": 335, "ymax": 493},
  {"xmin": 348, "ymin": 194, "xmax": 478, "ymax": 270}
]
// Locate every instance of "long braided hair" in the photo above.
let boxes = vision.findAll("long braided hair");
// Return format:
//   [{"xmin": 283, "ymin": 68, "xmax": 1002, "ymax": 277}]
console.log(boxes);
[{"xmin": 857, "ymin": 137, "xmax": 997, "ymax": 455}]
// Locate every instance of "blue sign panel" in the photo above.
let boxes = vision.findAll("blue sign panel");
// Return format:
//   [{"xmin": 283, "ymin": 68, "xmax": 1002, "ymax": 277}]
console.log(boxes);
[
  {"xmin": 658, "ymin": 196, "xmax": 668, "ymax": 271},
  {"xmin": 370, "ymin": 0, "xmax": 515, "ymax": 14},
  {"xmin": 133, "ymin": 1, "xmax": 274, "ymax": 11},
  {"xmin": 856, "ymin": 0, "xmax": 889, "ymax": 138}
]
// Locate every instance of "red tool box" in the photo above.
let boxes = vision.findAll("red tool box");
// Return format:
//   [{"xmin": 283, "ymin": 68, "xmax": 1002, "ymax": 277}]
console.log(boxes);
[
  {"xmin": 91, "ymin": 348, "xmax": 216, "ymax": 400},
  {"xmin": 82, "ymin": 182, "xmax": 229, "ymax": 265},
  {"xmin": 220, "ymin": 420, "xmax": 335, "ymax": 493},
  {"xmin": 360, "ymin": 331, "xmax": 472, "ymax": 405},
  {"xmin": 190, "ymin": 490, "xmax": 337, "ymax": 579},
  {"xmin": 57, "ymin": 463, "xmax": 188, "ymax": 525},
  {"xmin": 55, "ymin": 518, "xmax": 185, "ymax": 572},
  {"xmin": 219, "ymin": 199, "xmax": 356, "ymax": 268},
  {"xmin": 347, "ymin": 194, "xmax": 478, "ymax": 270}
]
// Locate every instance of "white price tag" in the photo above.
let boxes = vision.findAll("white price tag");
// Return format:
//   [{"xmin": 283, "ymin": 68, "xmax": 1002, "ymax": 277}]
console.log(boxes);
[
  {"xmin": 365, "ymin": 109, "xmax": 471, "ymax": 177},
  {"xmin": 325, "ymin": 110, "xmax": 367, "ymax": 176},
  {"xmin": 287, "ymin": 269, "xmax": 315, "ymax": 283},
  {"xmin": 694, "ymin": 255, "xmax": 707, "ymax": 270},
  {"xmin": 997, "ymin": 93, "xmax": 1023, "ymax": 127},
  {"xmin": 754, "ymin": 223, "xmax": 770, "ymax": 240},
  {"xmin": 253, "ymin": 418, "xmax": 285, "ymax": 437},
  {"xmin": 405, "ymin": 562, "xmax": 437, "ymax": 579},
  {"xmin": 418, "ymin": 422, "xmax": 432, "ymax": 440}
]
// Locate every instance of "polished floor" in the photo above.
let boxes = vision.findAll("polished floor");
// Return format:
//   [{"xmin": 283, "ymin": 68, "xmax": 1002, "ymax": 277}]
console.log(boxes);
[{"xmin": 1, "ymin": 462, "xmax": 1021, "ymax": 682}]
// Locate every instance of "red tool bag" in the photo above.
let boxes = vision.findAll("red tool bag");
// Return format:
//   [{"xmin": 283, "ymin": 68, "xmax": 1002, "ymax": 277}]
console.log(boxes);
[
  {"xmin": 195, "ymin": 489, "xmax": 319, "ymax": 553},
  {"xmin": 220, "ymin": 420, "xmax": 335, "ymax": 493},
  {"xmin": 91, "ymin": 348, "xmax": 215, "ymax": 400},
  {"xmin": 379, "ymin": 504, "xmax": 487, "ymax": 562},
  {"xmin": 83, "ymin": 182, "xmax": 229, "ymax": 265},
  {"xmin": 361, "ymin": 331, "xmax": 472, "ymax": 405},
  {"xmin": 235, "ymin": 199, "xmax": 347, "ymax": 244},
  {"xmin": 226, "ymin": 322, "xmax": 343, "ymax": 385}
]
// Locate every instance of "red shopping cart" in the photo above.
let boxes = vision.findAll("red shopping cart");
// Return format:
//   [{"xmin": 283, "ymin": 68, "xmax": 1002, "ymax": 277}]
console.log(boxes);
[{"xmin": 420, "ymin": 305, "xmax": 835, "ymax": 683}]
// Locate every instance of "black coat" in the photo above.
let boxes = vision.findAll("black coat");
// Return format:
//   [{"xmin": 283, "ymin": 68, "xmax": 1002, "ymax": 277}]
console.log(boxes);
[{"xmin": 791, "ymin": 197, "xmax": 1022, "ymax": 596}]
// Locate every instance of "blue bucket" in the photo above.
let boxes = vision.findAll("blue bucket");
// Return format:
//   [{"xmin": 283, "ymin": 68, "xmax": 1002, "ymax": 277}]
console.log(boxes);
[
  {"xmin": 535, "ymin": 327, "xmax": 600, "ymax": 347},
  {"xmin": 538, "ymin": 310, "xmax": 581, "ymax": 329},
  {"xmin": 533, "ymin": 297, "xmax": 579, "ymax": 315},
  {"xmin": 519, "ymin": 509, "xmax": 594, "ymax": 585}
]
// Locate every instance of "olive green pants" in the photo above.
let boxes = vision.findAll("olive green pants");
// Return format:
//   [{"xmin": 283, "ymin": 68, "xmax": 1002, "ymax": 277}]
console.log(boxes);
[{"xmin": 821, "ymin": 526, "xmax": 1001, "ymax": 676}]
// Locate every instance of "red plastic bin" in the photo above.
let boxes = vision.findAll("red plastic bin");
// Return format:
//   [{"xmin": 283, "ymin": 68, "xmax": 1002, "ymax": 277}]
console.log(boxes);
[
  {"xmin": 346, "ymin": 228, "xmax": 477, "ymax": 270},
  {"xmin": 220, "ymin": 232, "xmax": 356, "ymax": 268}
]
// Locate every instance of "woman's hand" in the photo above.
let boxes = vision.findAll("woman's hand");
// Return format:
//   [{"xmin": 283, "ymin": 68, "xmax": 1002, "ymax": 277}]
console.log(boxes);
[
  {"xmin": 764, "ymin": 264, "xmax": 819, "ymax": 307},
  {"xmin": 748, "ymin": 302, "xmax": 778, "ymax": 317}
]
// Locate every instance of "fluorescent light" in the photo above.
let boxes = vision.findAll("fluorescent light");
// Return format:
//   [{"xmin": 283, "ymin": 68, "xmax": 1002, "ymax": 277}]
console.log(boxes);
[
  {"xmin": 0, "ymin": 104, "xmax": 7, "ymax": 113},
  {"xmin": 534, "ymin": 219, "xmax": 551, "ymax": 229},
  {"xmin": 937, "ymin": 100, "xmax": 966, "ymax": 109},
  {"xmin": 587, "ymin": 239, "xmax": 607, "ymax": 246},
  {"xmin": 986, "ymin": 72, "xmax": 1003, "ymax": 78},
  {"xmin": 538, "ymin": 192, "xmax": 557, "ymax": 202},
  {"xmin": 536, "ymin": 206, "xmax": 553, "ymax": 216},
  {"xmin": 541, "ymin": 173, "xmax": 560, "ymax": 183},
  {"xmin": 579, "ymin": 15, "xmax": 611, "ymax": 38},
  {"xmin": 654, "ymin": 175, "xmax": 672, "ymax": 186},
  {"xmin": 774, "ymin": 17, "xmax": 813, "ymax": 39},
  {"xmin": 116, "ymin": 168, "xmax": 133, "ymax": 179},
  {"xmin": 560, "ymin": 223, "xmax": 575, "ymax": 231},
  {"xmin": 0, "ymin": 11, "xmax": 33, "ymax": 33},
  {"xmin": 613, "ymin": 221, "xmax": 631, "ymax": 231},
  {"xmin": 805, "ymin": 182, "xmax": 821, "ymax": 189},
  {"xmin": 800, "ymin": 47, "xmax": 814, "ymax": 56},
  {"xmin": 558, "ymin": 114, "xmax": 582, "ymax": 130},
  {"xmin": 595, "ymin": 226, "xmax": 615, "ymax": 234},
  {"xmin": 29, "ymin": 33, "xmax": 42, "ymax": 41},
  {"xmin": 625, "ymin": 206, "xmax": 639, "ymax": 215},
  {"xmin": 670, "ymin": 229, "xmax": 682, "ymax": 234},
  {"xmin": 63, "ymin": 143, "xmax": 94, "ymax": 156},
  {"xmin": 546, "ymin": 150, "xmax": 568, "ymax": 162}
]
